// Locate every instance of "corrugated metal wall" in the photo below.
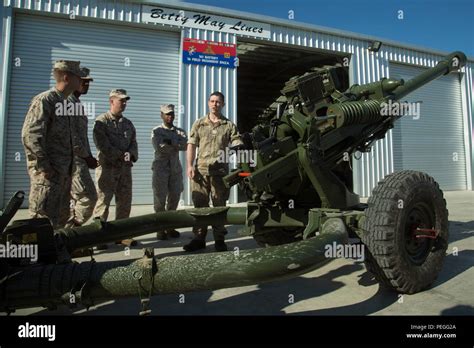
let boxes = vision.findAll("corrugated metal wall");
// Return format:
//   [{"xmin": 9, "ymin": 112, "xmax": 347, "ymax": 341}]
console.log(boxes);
[
  {"xmin": 0, "ymin": 5, "xmax": 13, "ymax": 207},
  {"xmin": 7, "ymin": 0, "xmax": 143, "ymax": 23},
  {"xmin": 0, "ymin": 4, "xmax": 5, "ymax": 85},
  {"xmin": 383, "ymin": 48, "xmax": 473, "ymax": 191},
  {"xmin": 2, "ymin": 0, "xmax": 473, "ymax": 208},
  {"xmin": 390, "ymin": 63, "xmax": 466, "ymax": 190},
  {"xmin": 461, "ymin": 62, "xmax": 474, "ymax": 190}
]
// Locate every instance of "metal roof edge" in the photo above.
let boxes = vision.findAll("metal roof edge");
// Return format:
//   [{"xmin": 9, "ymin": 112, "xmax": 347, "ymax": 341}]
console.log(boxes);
[
  {"xmin": 4, "ymin": 0, "xmax": 473, "ymax": 61},
  {"xmin": 132, "ymin": 0, "xmax": 474, "ymax": 61}
]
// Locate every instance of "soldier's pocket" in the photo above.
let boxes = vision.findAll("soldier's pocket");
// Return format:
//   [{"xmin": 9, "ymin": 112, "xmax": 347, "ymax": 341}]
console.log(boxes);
[
  {"xmin": 33, "ymin": 171, "xmax": 59, "ymax": 186},
  {"xmin": 29, "ymin": 182, "xmax": 55, "ymax": 216}
]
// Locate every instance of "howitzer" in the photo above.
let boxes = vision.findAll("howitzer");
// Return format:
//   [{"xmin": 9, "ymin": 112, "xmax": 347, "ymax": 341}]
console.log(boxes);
[{"xmin": 0, "ymin": 51, "xmax": 466, "ymax": 314}]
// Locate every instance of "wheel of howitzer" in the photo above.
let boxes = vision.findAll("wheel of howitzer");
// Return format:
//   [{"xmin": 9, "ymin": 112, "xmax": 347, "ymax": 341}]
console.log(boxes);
[{"xmin": 361, "ymin": 170, "xmax": 449, "ymax": 294}]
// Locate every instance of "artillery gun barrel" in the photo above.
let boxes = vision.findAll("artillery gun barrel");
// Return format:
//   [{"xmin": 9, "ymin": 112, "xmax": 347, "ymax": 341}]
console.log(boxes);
[
  {"xmin": 58, "ymin": 207, "xmax": 247, "ymax": 252},
  {"xmin": 324, "ymin": 52, "xmax": 467, "ymax": 130},
  {"xmin": 1, "ymin": 218, "xmax": 348, "ymax": 311},
  {"xmin": 347, "ymin": 78, "xmax": 403, "ymax": 99},
  {"xmin": 390, "ymin": 51, "xmax": 467, "ymax": 101}
]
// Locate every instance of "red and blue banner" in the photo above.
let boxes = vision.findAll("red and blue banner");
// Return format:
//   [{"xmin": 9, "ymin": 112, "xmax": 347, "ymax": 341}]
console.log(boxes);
[{"xmin": 183, "ymin": 38, "xmax": 237, "ymax": 68}]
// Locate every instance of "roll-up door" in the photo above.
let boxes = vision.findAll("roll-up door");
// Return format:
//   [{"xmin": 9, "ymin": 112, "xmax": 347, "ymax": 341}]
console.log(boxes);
[{"xmin": 390, "ymin": 63, "xmax": 467, "ymax": 190}]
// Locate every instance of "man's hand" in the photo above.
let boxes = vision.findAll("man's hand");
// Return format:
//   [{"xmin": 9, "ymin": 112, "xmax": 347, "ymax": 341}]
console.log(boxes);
[
  {"xmin": 84, "ymin": 156, "xmax": 99, "ymax": 169},
  {"xmin": 186, "ymin": 143, "xmax": 197, "ymax": 179},
  {"xmin": 37, "ymin": 168, "xmax": 58, "ymax": 181},
  {"xmin": 187, "ymin": 166, "xmax": 195, "ymax": 179}
]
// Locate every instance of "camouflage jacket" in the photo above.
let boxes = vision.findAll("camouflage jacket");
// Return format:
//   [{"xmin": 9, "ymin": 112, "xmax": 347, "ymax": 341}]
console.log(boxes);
[
  {"xmin": 68, "ymin": 94, "xmax": 93, "ymax": 165},
  {"xmin": 93, "ymin": 111, "xmax": 138, "ymax": 167},
  {"xmin": 188, "ymin": 114, "xmax": 242, "ymax": 176},
  {"xmin": 151, "ymin": 124, "xmax": 187, "ymax": 173},
  {"xmin": 21, "ymin": 87, "xmax": 73, "ymax": 176}
]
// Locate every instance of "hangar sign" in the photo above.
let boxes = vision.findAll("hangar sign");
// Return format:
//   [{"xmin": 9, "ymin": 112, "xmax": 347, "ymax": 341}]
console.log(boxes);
[{"xmin": 142, "ymin": 5, "xmax": 271, "ymax": 39}]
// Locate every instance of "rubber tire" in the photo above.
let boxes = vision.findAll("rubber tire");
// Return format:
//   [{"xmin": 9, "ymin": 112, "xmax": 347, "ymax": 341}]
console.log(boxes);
[{"xmin": 361, "ymin": 170, "xmax": 449, "ymax": 294}]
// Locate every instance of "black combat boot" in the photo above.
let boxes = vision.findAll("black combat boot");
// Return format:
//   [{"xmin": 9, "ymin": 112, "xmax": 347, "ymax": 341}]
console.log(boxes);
[
  {"xmin": 166, "ymin": 229, "xmax": 180, "ymax": 238},
  {"xmin": 214, "ymin": 240, "xmax": 228, "ymax": 252},
  {"xmin": 183, "ymin": 239, "xmax": 206, "ymax": 252}
]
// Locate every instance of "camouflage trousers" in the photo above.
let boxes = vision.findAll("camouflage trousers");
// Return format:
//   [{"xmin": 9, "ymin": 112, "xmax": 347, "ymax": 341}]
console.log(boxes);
[
  {"xmin": 69, "ymin": 160, "xmax": 97, "ymax": 225},
  {"xmin": 28, "ymin": 171, "xmax": 72, "ymax": 229},
  {"xmin": 191, "ymin": 171, "xmax": 229, "ymax": 241},
  {"xmin": 93, "ymin": 164, "xmax": 132, "ymax": 221},
  {"xmin": 152, "ymin": 166, "xmax": 183, "ymax": 212}
]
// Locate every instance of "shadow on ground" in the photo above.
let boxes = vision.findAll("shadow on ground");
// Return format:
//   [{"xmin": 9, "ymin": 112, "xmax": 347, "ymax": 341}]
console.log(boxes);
[
  {"xmin": 448, "ymin": 220, "xmax": 474, "ymax": 244},
  {"xmin": 22, "ymin": 219, "xmax": 474, "ymax": 316}
]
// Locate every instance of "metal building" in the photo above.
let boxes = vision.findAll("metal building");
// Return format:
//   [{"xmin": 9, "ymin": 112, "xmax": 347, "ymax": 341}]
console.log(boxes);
[{"xmin": 0, "ymin": 0, "xmax": 472, "ymax": 208}]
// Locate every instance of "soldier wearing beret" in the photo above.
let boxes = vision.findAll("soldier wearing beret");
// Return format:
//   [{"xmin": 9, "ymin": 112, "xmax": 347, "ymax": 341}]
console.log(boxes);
[
  {"xmin": 21, "ymin": 60, "xmax": 83, "ymax": 228},
  {"xmin": 151, "ymin": 104, "xmax": 187, "ymax": 240},
  {"xmin": 93, "ymin": 89, "xmax": 138, "ymax": 248}
]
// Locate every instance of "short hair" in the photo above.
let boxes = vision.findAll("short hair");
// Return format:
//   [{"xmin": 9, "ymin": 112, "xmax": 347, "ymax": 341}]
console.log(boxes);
[
  {"xmin": 209, "ymin": 91, "xmax": 225, "ymax": 103},
  {"xmin": 53, "ymin": 69, "xmax": 73, "ymax": 83}
]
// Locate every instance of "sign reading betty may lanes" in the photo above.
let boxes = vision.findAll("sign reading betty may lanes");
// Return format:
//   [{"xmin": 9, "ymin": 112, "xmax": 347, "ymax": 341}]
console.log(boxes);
[{"xmin": 142, "ymin": 6, "xmax": 271, "ymax": 39}]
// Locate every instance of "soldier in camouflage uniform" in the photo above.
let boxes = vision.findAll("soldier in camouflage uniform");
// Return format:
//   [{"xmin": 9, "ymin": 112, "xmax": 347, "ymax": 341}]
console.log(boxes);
[
  {"xmin": 151, "ymin": 104, "xmax": 187, "ymax": 240},
  {"xmin": 64, "ymin": 67, "xmax": 99, "ymax": 228},
  {"xmin": 93, "ymin": 89, "xmax": 138, "ymax": 248},
  {"xmin": 21, "ymin": 60, "xmax": 84, "ymax": 229},
  {"xmin": 184, "ymin": 91, "xmax": 242, "ymax": 252}
]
